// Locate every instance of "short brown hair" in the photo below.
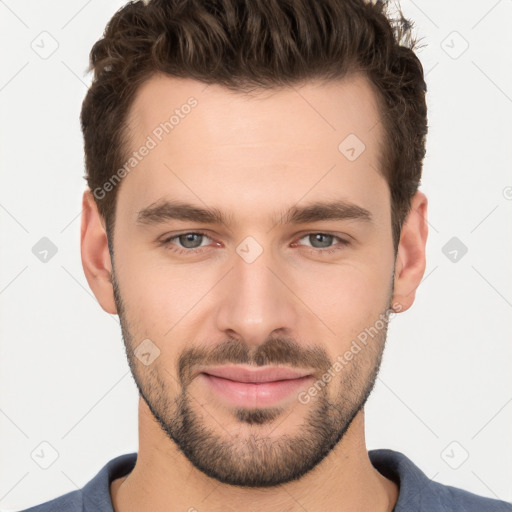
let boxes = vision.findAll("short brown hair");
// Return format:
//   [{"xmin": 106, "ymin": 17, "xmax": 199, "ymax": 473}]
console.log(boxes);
[{"xmin": 80, "ymin": 0, "xmax": 427, "ymax": 253}]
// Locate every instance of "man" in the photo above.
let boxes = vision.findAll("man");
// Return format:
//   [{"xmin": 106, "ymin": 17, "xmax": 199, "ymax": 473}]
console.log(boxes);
[{"xmin": 20, "ymin": 0, "xmax": 510, "ymax": 510}]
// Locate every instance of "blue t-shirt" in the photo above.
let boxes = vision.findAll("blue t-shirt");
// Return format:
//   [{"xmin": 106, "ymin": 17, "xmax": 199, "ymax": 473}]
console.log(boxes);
[{"xmin": 18, "ymin": 449, "xmax": 511, "ymax": 511}]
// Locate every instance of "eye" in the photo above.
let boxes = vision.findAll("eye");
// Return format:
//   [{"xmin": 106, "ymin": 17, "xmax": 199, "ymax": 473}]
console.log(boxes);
[
  {"xmin": 159, "ymin": 231, "xmax": 350, "ymax": 257},
  {"xmin": 160, "ymin": 231, "xmax": 214, "ymax": 254},
  {"xmin": 294, "ymin": 233, "xmax": 350, "ymax": 255}
]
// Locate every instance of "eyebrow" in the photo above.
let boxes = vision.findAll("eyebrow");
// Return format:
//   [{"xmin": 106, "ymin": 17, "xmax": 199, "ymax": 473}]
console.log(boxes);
[{"xmin": 136, "ymin": 199, "xmax": 373, "ymax": 227}]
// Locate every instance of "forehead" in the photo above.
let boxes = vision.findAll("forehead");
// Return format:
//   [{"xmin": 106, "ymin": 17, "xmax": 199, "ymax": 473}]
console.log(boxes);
[
  {"xmin": 117, "ymin": 73, "xmax": 388, "ymax": 226},
  {"xmin": 127, "ymin": 73, "xmax": 383, "ymax": 148}
]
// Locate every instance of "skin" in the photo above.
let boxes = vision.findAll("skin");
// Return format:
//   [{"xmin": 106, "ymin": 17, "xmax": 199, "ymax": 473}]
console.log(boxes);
[{"xmin": 81, "ymin": 73, "xmax": 428, "ymax": 512}]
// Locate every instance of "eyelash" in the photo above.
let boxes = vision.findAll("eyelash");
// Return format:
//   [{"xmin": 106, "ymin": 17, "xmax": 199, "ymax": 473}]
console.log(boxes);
[{"xmin": 159, "ymin": 231, "xmax": 350, "ymax": 256}]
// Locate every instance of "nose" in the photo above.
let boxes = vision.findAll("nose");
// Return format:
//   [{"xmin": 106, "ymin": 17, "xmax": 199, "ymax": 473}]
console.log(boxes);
[{"xmin": 214, "ymin": 241, "xmax": 300, "ymax": 347}]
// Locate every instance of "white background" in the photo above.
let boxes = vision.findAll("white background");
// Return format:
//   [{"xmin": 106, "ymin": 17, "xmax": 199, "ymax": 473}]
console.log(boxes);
[{"xmin": 0, "ymin": 0, "xmax": 511, "ymax": 510}]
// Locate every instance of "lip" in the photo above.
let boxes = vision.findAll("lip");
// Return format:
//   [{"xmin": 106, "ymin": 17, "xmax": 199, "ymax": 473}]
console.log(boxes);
[
  {"xmin": 199, "ymin": 365, "xmax": 313, "ymax": 383},
  {"xmin": 197, "ymin": 365, "xmax": 315, "ymax": 408}
]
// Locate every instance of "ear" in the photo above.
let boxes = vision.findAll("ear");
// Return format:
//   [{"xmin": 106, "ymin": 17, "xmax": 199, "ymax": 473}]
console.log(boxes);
[
  {"xmin": 391, "ymin": 191, "xmax": 428, "ymax": 313},
  {"xmin": 80, "ymin": 189, "xmax": 117, "ymax": 315}
]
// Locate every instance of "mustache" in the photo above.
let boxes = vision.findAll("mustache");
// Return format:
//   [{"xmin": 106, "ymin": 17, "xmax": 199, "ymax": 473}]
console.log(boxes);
[{"xmin": 178, "ymin": 337, "xmax": 332, "ymax": 387}]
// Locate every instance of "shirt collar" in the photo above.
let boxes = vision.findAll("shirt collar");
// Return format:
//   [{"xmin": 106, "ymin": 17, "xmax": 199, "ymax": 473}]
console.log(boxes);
[{"xmin": 79, "ymin": 449, "xmax": 445, "ymax": 512}]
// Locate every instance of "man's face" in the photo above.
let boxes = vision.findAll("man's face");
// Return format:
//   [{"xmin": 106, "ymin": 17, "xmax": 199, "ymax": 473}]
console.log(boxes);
[{"xmin": 110, "ymin": 74, "xmax": 397, "ymax": 487}]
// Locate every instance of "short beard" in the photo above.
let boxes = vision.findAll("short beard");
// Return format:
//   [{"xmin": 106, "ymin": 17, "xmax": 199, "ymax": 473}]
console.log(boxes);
[
  {"xmin": 154, "ymin": 361, "xmax": 381, "ymax": 487},
  {"xmin": 111, "ymin": 265, "xmax": 392, "ymax": 488}
]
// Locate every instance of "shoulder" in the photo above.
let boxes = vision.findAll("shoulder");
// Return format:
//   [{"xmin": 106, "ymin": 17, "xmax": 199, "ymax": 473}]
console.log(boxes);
[
  {"xmin": 429, "ymin": 480, "xmax": 512, "ymax": 511},
  {"xmin": 17, "ymin": 490, "xmax": 83, "ymax": 512},
  {"xmin": 16, "ymin": 453, "xmax": 137, "ymax": 512},
  {"xmin": 369, "ymin": 449, "xmax": 511, "ymax": 512}
]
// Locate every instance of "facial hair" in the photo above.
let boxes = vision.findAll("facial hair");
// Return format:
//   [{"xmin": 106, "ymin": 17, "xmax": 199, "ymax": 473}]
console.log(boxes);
[{"xmin": 111, "ymin": 265, "xmax": 393, "ymax": 488}]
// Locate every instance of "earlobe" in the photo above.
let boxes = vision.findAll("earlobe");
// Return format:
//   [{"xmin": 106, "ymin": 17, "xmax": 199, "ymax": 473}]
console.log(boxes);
[
  {"xmin": 391, "ymin": 191, "xmax": 428, "ymax": 313},
  {"xmin": 80, "ymin": 190, "xmax": 118, "ymax": 315}
]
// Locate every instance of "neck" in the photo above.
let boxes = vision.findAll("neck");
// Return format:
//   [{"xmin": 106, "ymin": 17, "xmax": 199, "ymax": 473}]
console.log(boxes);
[{"xmin": 111, "ymin": 399, "xmax": 398, "ymax": 512}]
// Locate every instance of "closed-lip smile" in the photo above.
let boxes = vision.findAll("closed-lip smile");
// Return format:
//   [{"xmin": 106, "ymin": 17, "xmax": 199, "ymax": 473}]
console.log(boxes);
[{"xmin": 197, "ymin": 365, "xmax": 315, "ymax": 408}]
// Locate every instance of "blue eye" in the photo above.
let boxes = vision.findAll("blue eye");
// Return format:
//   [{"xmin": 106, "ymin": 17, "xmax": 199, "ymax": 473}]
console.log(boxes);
[
  {"xmin": 160, "ymin": 231, "xmax": 350, "ymax": 256},
  {"xmin": 300, "ymin": 233, "xmax": 336, "ymax": 249},
  {"xmin": 161, "ymin": 231, "xmax": 212, "ymax": 254},
  {"xmin": 293, "ymin": 233, "xmax": 350, "ymax": 256}
]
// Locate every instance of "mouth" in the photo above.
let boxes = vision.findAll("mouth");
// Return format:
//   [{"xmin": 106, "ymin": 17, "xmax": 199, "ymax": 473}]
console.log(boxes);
[{"xmin": 197, "ymin": 365, "xmax": 315, "ymax": 408}]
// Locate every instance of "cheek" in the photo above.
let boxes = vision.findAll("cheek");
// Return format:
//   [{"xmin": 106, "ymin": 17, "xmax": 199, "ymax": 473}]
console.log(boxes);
[
  {"xmin": 297, "ymin": 261, "xmax": 392, "ymax": 337},
  {"xmin": 119, "ymin": 253, "xmax": 215, "ymax": 358},
  {"xmin": 115, "ymin": 228, "xmax": 393, "ymax": 343}
]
